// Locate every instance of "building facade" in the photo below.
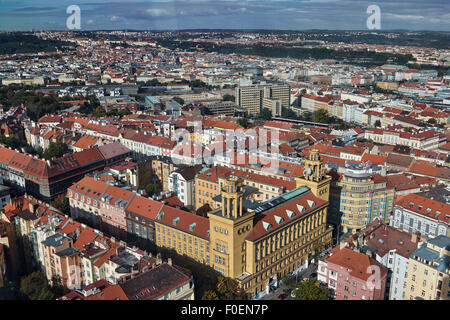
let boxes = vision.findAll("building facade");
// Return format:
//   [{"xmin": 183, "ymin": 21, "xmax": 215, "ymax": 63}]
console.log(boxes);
[{"xmin": 404, "ymin": 235, "xmax": 450, "ymax": 300}]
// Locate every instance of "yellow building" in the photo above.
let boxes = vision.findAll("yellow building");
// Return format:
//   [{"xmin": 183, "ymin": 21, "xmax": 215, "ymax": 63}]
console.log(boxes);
[
  {"xmin": 329, "ymin": 165, "xmax": 395, "ymax": 235},
  {"xmin": 150, "ymin": 156, "xmax": 176, "ymax": 192},
  {"xmin": 155, "ymin": 150, "xmax": 333, "ymax": 298},
  {"xmin": 194, "ymin": 166, "xmax": 297, "ymax": 211},
  {"xmin": 154, "ymin": 205, "xmax": 211, "ymax": 265},
  {"xmin": 404, "ymin": 235, "xmax": 450, "ymax": 300},
  {"xmin": 295, "ymin": 150, "xmax": 331, "ymax": 202}
]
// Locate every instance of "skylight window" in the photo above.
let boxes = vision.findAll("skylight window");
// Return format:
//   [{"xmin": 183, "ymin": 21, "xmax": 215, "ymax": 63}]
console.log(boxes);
[
  {"xmin": 274, "ymin": 215, "xmax": 284, "ymax": 225},
  {"xmin": 262, "ymin": 221, "xmax": 272, "ymax": 231},
  {"xmin": 297, "ymin": 204, "xmax": 305, "ymax": 213},
  {"xmin": 286, "ymin": 210, "xmax": 295, "ymax": 219},
  {"xmin": 307, "ymin": 200, "xmax": 315, "ymax": 208}
]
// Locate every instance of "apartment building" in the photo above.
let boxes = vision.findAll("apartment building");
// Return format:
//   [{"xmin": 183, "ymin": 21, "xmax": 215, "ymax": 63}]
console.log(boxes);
[
  {"xmin": 391, "ymin": 193, "xmax": 449, "ymax": 238},
  {"xmin": 168, "ymin": 165, "xmax": 204, "ymax": 208},
  {"xmin": 317, "ymin": 245, "xmax": 388, "ymax": 300},
  {"xmin": 41, "ymin": 233, "xmax": 82, "ymax": 289},
  {"xmin": 404, "ymin": 235, "xmax": 450, "ymax": 300},
  {"xmin": 364, "ymin": 128, "xmax": 441, "ymax": 151},
  {"xmin": 60, "ymin": 261, "xmax": 194, "ymax": 300},
  {"xmin": 150, "ymin": 155, "xmax": 177, "ymax": 192},
  {"xmin": 301, "ymin": 94, "xmax": 332, "ymax": 113},
  {"xmin": 342, "ymin": 220, "xmax": 420, "ymax": 300},
  {"xmin": 329, "ymin": 165, "xmax": 395, "ymax": 234},
  {"xmin": 0, "ymin": 143, "xmax": 131, "ymax": 203}
]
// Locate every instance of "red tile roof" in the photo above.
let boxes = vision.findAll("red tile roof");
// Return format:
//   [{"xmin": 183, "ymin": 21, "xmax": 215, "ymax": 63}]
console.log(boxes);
[{"xmin": 396, "ymin": 193, "xmax": 450, "ymax": 224}]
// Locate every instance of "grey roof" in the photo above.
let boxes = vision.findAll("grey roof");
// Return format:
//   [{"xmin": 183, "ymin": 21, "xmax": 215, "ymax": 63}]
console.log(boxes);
[
  {"xmin": 110, "ymin": 250, "xmax": 140, "ymax": 274},
  {"xmin": 56, "ymin": 247, "xmax": 80, "ymax": 257},
  {"xmin": 427, "ymin": 235, "xmax": 450, "ymax": 249},
  {"xmin": 412, "ymin": 246, "xmax": 438, "ymax": 262},
  {"xmin": 41, "ymin": 233, "xmax": 72, "ymax": 247},
  {"xmin": 411, "ymin": 236, "xmax": 450, "ymax": 273}
]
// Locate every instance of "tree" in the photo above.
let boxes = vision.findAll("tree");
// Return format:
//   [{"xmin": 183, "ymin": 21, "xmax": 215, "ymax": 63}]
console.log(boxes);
[
  {"xmin": 202, "ymin": 276, "xmax": 247, "ymax": 300},
  {"xmin": 313, "ymin": 109, "xmax": 329, "ymax": 124},
  {"xmin": 404, "ymin": 127, "xmax": 413, "ymax": 133},
  {"xmin": 317, "ymin": 90, "xmax": 323, "ymax": 96},
  {"xmin": 301, "ymin": 111, "xmax": 313, "ymax": 122},
  {"xmin": 51, "ymin": 195, "xmax": 70, "ymax": 215},
  {"xmin": 374, "ymin": 120, "xmax": 381, "ymax": 127},
  {"xmin": 292, "ymin": 279, "xmax": 330, "ymax": 300},
  {"xmin": 42, "ymin": 141, "xmax": 69, "ymax": 160},
  {"xmin": 94, "ymin": 106, "xmax": 106, "ymax": 117},
  {"xmin": 427, "ymin": 118, "xmax": 437, "ymax": 125},
  {"xmin": 201, "ymin": 290, "xmax": 219, "ymax": 300},
  {"xmin": 144, "ymin": 183, "xmax": 162, "ymax": 196},
  {"xmin": 20, "ymin": 271, "xmax": 56, "ymax": 300},
  {"xmin": 106, "ymin": 109, "xmax": 119, "ymax": 117},
  {"xmin": 172, "ymin": 96, "xmax": 184, "ymax": 105},
  {"xmin": 300, "ymin": 88, "xmax": 307, "ymax": 95},
  {"xmin": 222, "ymin": 94, "xmax": 235, "ymax": 102},
  {"xmin": 119, "ymin": 108, "xmax": 132, "ymax": 117},
  {"xmin": 237, "ymin": 116, "xmax": 250, "ymax": 129},
  {"xmin": 0, "ymin": 281, "xmax": 23, "ymax": 300},
  {"xmin": 260, "ymin": 108, "xmax": 272, "ymax": 120}
]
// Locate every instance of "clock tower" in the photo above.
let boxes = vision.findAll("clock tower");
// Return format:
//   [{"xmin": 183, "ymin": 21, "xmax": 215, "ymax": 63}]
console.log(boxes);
[{"xmin": 295, "ymin": 149, "xmax": 331, "ymax": 202}]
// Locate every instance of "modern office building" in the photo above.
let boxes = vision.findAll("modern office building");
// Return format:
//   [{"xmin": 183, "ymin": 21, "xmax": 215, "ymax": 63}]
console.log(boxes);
[{"xmin": 235, "ymin": 84, "xmax": 290, "ymax": 116}]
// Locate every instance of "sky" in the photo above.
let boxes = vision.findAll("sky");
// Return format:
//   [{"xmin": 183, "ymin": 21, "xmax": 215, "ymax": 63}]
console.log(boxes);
[{"xmin": 0, "ymin": 0, "xmax": 449, "ymax": 31}]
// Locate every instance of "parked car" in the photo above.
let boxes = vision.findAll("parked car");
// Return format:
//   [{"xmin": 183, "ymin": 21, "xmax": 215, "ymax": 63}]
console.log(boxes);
[{"xmin": 277, "ymin": 293, "xmax": 288, "ymax": 300}]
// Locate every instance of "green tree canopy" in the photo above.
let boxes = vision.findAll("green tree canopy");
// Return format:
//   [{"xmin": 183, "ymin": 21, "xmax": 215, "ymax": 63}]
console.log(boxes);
[
  {"xmin": 94, "ymin": 106, "xmax": 107, "ymax": 117},
  {"xmin": 20, "ymin": 271, "xmax": 56, "ymax": 300},
  {"xmin": 237, "ymin": 116, "xmax": 250, "ymax": 129},
  {"xmin": 42, "ymin": 141, "xmax": 69, "ymax": 160},
  {"xmin": 172, "ymin": 96, "xmax": 184, "ymax": 105},
  {"xmin": 51, "ymin": 195, "xmax": 70, "ymax": 215},
  {"xmin": 222, "ymin": 94, "xmax": 235, "ymax": 102},
  {"xmin": 260, "ymin": 108, "xmax": 272, "ymax": 120},
  {"xmin": 312, "ymin": 109, "xmax": 329, "ymax": 124},
  {"xmin": 202, "ymin": 276, "xmax": 247, "ymax": 300},
  {"xmin": 144, "ymin": 183, "xmax": 162, "ymax": 196},
  {"xmin": 292, "ymin": 279, "xmax": 330, "ymax": 300}
]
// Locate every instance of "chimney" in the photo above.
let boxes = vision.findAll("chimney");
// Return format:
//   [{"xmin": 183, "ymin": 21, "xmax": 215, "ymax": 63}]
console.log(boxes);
[
  {"xmin": 167, "ymin": 258, "xmax": 172, "ymax": 266},
  {"xmin": 339, "ymin": 242, "xmax": 346, "ymax": 250},
  {"xmin": 411, "ymin": 233, "xmax": 418, "ymax": 243}
]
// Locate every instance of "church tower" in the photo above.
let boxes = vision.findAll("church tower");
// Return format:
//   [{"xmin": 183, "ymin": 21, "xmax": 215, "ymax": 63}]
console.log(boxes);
[
  {"xmin": 207, "ymin": 176, "xmax": 254, "ymax": 279},
  {"xmin": 295, "ymin": 149, "xmax": 331, "ymax": 202}
]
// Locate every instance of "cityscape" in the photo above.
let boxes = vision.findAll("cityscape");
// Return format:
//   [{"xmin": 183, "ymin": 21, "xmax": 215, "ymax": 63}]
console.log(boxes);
[{"xmin": 0, "ymin": 0, "xmax": 449, "ymax": 306}]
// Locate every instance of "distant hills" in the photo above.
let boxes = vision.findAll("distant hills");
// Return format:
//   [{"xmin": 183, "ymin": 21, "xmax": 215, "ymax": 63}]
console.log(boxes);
[{"xmin": 0, "ymin": 33, "xmax": 74, "ymax": 55}]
